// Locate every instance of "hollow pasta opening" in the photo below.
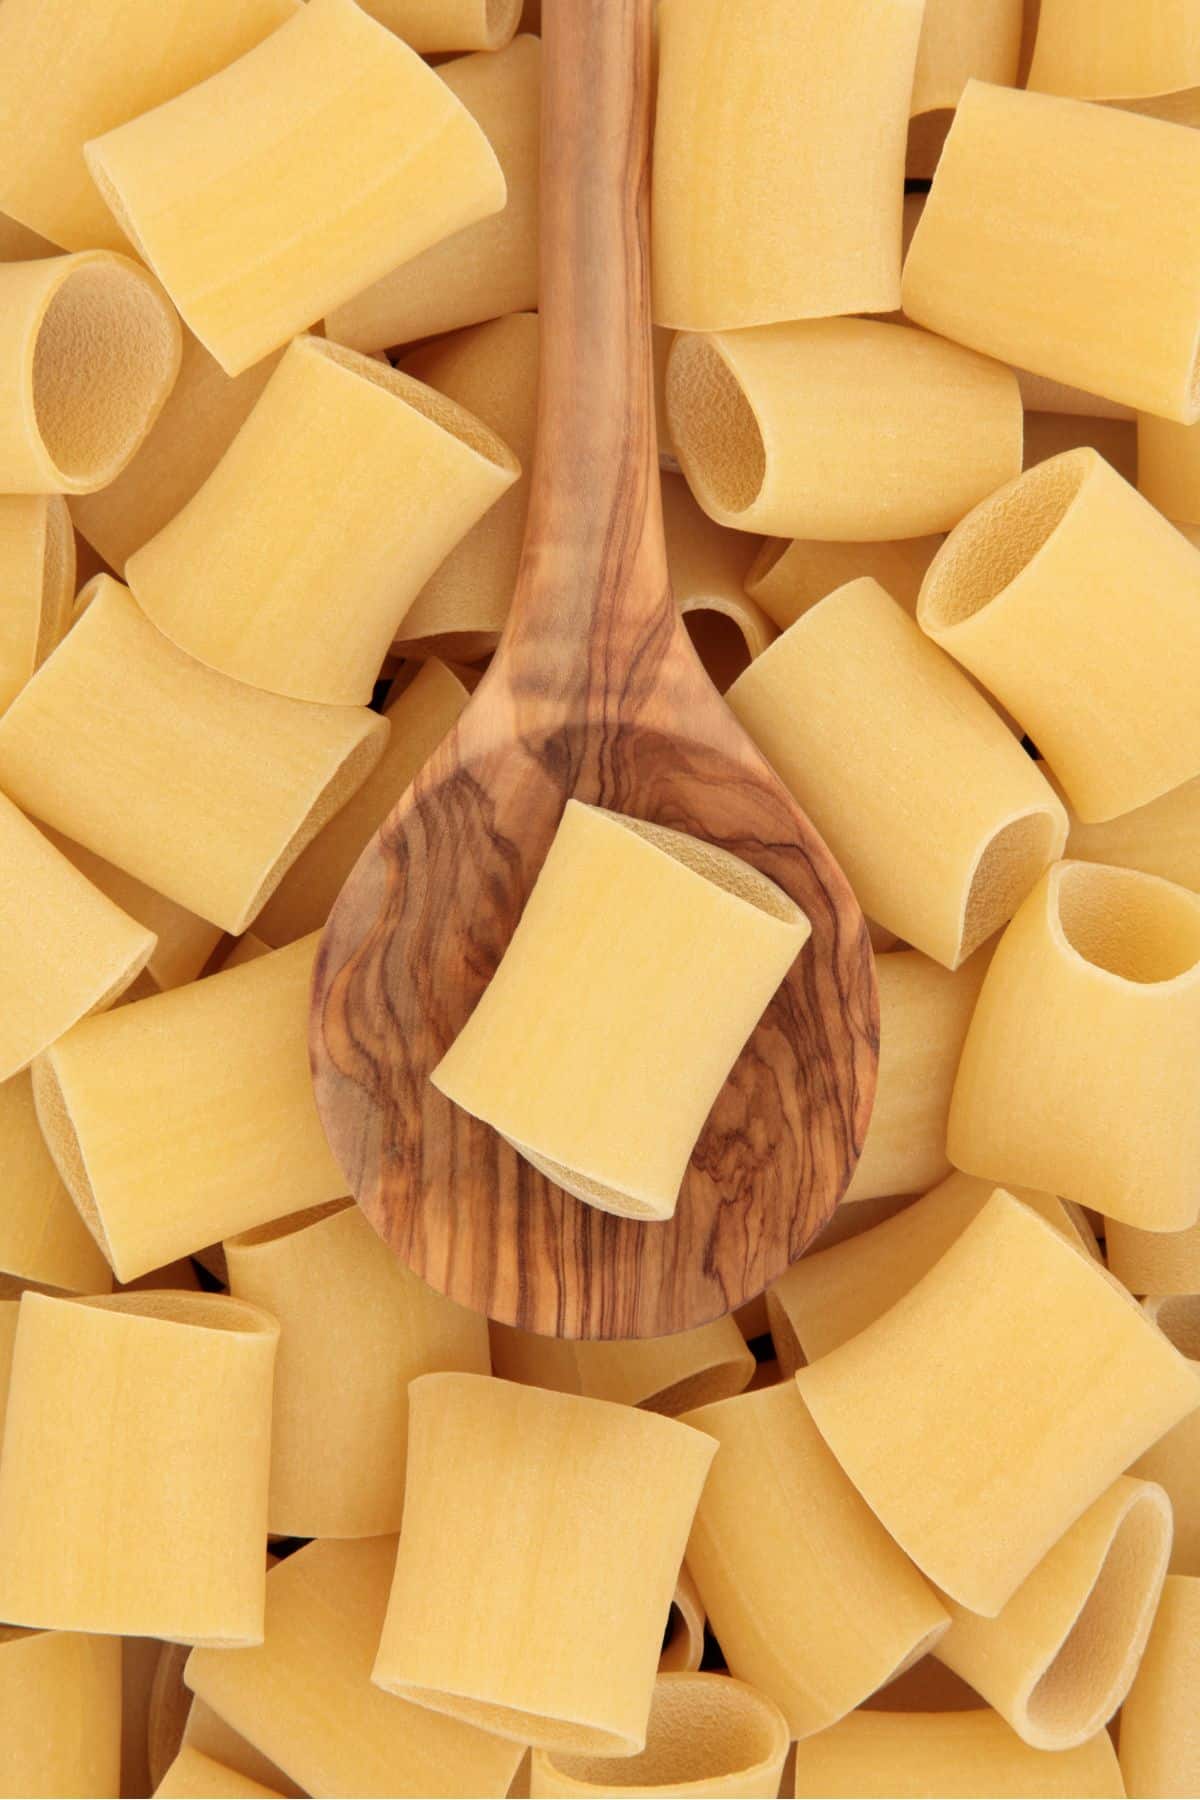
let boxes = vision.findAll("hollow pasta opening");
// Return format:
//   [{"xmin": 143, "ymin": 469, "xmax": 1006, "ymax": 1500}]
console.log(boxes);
[
  {"xmin": 227, "ymin": 1199, "xmax": 352, "ymax": 1251},
  {"xmin": 616, "ymin": 811, "xmax": 804, "ymax": 925},
  {"xmin": 667, "ymin": 337, "xmax": 766, "ymax": 517},
  {"xmin": 32, "ymin": 259, "xmax": 179, "ymax": 491},
  {"xmin": 746, "ymin": 538, "xmax": 789, "ymax": 589},
  {"xmin": 919, "ymin": 451, "xmax": 1091, "ymax": 629},
  {"xmin": 644, "ymin": 1356, "xmax": 751, "ymax": 1417},
  {"xmin": 545, "ymin": 1676, "xmax": 787, "ymax": 1790},
  {"xmin": 76, "ymin": 1291, "xmax": 277, "ymax": 1336},
  {"xmin": 383, "ymin": 1685, "xmax": 637, "ymax": 1758},
  {"xmin": 960, "ymin": 811, "xmax": 1064, "ymax": 964},
  {"xmin": 1055, "ymin": 862, "xmax": 1200, "ymax": 984},
  {"xmin": 1155, "ymin": 1294, "xmax": 1200, "ymax": 1359},
  {"xmin": 1024, "ymin": 1489, "xmax": 1170, "ymax": 1743},
  {"xmin": 312, "ymin": 337, "xmax": 519, "ymax": 475},
  {"xmin": 683, "ymin": 605, "xmax": 754, "ymax": 691}
]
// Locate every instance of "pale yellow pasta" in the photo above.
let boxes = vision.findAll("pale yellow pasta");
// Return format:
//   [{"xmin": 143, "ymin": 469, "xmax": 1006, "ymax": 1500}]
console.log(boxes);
[
  {"xmin": 71, "ymin": 333, "xmax": 283, "ymax": 577},
  {"xmin": 121, "ymin": 1638, "xmax": 161, "ymax": 1800},
  {"xmin": 395, "ymin": 312, "xmax": 538, "ymax": 659},
  {"xmin": 935, "ymin": 1476, "xmax": 1172, "ymax": 1749},
  {"xmin": 0, "ymin": 1625, "xmax": 121, "ymax": 1799},
  {"xmin": 796, "ymin": 1190, "xmax": 1200, "ymax": 1615},
  {"xmin": 1028, "ymin": 0, "xmax": 1200, "ymax": 100},
  {"xmin": 865, "ymin": 1659, "xmax": 983, "ymax": 1713},
  {"xmin": 0, "ymin": 793, "xmax": 154, "ymax": 1082},
  {"xmin": 921, "ymin": 452, "xmax": 1200, "ymax": 821},
  {"xmin": 1015, "ymin": 369, "xmax": 1135, "ymax": 419},
  {"xmin": 147, "ymin": 1644, "xmax": 192, "ymax": 1792},
  {"xmin": 0, "ymin": 0, "xmax": 298, "ymax": 252},
  {"xmin": 835, "ymin": 951, "xmax": 992, "ymax": 1206},
  {"xmin": 43, "ymin": 829, "xmax": 222, "ymax": 993},
  {"xmin": 662, "ymin": 473, "xmax": 774, "ymax": 691},
  {"xmin": 1131, "ymin": 1297, "xmax": 1200, "ymax": 1577},
  {"xmin": 181, "ymin": 1703, "xmax": 301, "ymax": 1800},
  {"xmin": 911, "ymin": 0, "xmax": 1024, "ymax": 115},
  {"xmin": 654, "ymin": 327, "xmax": 678, "ymax": 468},
  {"xmin": 256, "ymin": 660, "xmax": 470, "ymax": 946},
  {"xmin": 186, "ymin": 1536, "xmax": 523, "ymax": 1800},
  {"xmin": 745, "ymin": 534, "xmax": 944, "ymax": 631},
  {"xmin": 530, "ymin": 1674, "xmax": 790, "ymax": 1799},
  {"xmin": 489, "ymin": 1313, "xmax": 754, "ymax": 1416},
  {"xmin": 375, "ymin": 1373, "xmax": 717, "ymax": 1754},
  {"xmin": 668, "ymin": 320, "xmax": 1022, "ymax": 539},
  {"xmin": 0, "ymin": 496, "xmax": 73, "ymax": 715},
  {"xmin": 85, "ymin": 0, "xmax": 506, "ymax": 376},
  {"xmin": 0, "ymin": 212, "xmax": 57, "ymax": 260},
  {"xmin": 155, "ymin": 1750, "xmax": 282, "ymax": 1800},
  {"xmin": 768, "ymin": 1171, "xmax": 1094, "ymax": 1373},
  {"xmin": 948, "ymin": 863, "xmax": 1200, "ymax": 1232},
  {"xmin": 1062, "ymin": 771, "xmax": 1200, "ymax": 896},
  {"xmin": 0, "ymin": 1291, "xmax": 277, "ymax": 1643},
  {"xmin": 33, "ymin": 933, "xmax": 347, "ymax": 1283},
  {"xmin": 0, "ymin": 577, "xmax": 388, "ymax": 934},
  {"xmin": 791, "ymin": 1711, "xmax": 1124, "ymax": 1798},
  {"xmin": 679, "ymin": 1382, "xmax": 948, "ymax": 1739},
  {"xmin": 1117, "ymin": 1574, "xmax": 1200, "ymax": 1797},
  {"xmin": 0, "ymin": 252, "xmax": 181, "ymax": 494},
  {"xmin": 1024, "ymin": 412, "xmax": 1138, "ymax": 483},
  {"xmin": 225, "ymin": 1199, "xmax": 490, "ymax": 1538},
  {"xmin": 1108, "ymin": 1221, "xmax": 1200, "ymax": 1296},
  {"xmin": 903, "ymin": 81, "xmax": 1200, "ymax": 421},
  {"xmin": 326, "ymin": 37, "xmax": 539, "ymax": 353},
  {"xmin": 0, "ymin": 1072, "xmax": 111, "ymax": 1293},
  {"xmin": 356, "ymin": 0, "xmax": 521, "ymax": 50},
  {"xmin": 726, "ymin": 581, "xmax": 1065, "ymax": 968},
  {"xmin": 432, "ymin": 801, "xmax": 809, "ymax": 1222},
  {"xmin": 652, "ymin": 0, "xmax": 919, "ymax": 332},
  {"xmin": 813, "ymin": 1192, "xmax": 919, "ymax": 1249},
  {"xmin": 0, "ymin": 1299, "xmax": 16, "ymax": 1443},
  {"xmin": 127, "ymin": 336, "xmax": 517, "ymax": 705},
  {"xmin": 1137, "ymin": 412, "xmax": 1200, "ymax": 522},
  {"xmin": 659, "ymin": 1569, "xmax": 706, "ymax": 1675},
  {"xmin": 215, "ymin": 934, "xmax": 272, "ymax": 972}
]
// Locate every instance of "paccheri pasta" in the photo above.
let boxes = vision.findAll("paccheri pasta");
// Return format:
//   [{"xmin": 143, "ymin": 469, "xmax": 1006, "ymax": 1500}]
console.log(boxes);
[
  {"xmin": 0, "ymin": 1071, "xmax": 112, "ymax": 1294},
  {"xmin": 0, "ymin": 495, "xmax": 73, "ymax": 714},
  {"xmin": 0, "ymin": 1625, "xmax": 121, "ymax": 1800},
  {"xmin": 1117, "ymin": 1575, "xmax": 1200, "ymax": 1798},
  {"xmin": 489, "ymin": 1312, "xmax": 754, "ymax": 1415},
  {"xmin": 661, "ymin": 473, "xmax": 776, "ymax": 691},
  {"xmin": 153, "ymin": 1748, "xmax": 282, "ymax": 1800},
  {"xmin": 1130, "ymin": 1297, "xmax": 1200, "ymax": 1579},
  {"xmin": 790, "ymin": 1710, "xmax": 1124, "ymax": 1798}
]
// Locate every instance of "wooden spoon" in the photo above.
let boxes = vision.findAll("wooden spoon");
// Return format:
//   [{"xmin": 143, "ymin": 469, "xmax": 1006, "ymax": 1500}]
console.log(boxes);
[{"xmin": 310, "ymin": 0, "xmax": 877, "ymax": 1339}]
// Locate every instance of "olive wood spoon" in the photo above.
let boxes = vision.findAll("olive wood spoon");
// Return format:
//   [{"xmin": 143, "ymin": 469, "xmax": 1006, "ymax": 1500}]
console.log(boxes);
[{"xmin": 309, "ymin": 0, "xmax": 877, "ymax": 1339}]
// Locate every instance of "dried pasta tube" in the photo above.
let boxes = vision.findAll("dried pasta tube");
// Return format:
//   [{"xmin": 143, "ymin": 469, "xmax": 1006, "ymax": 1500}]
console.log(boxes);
[
  {"xmin": 1108, "ymin": 1222, "xmax": 1200, "ymax": 1296},
  {"xmin": 0, "ymin": 496, "xmax": 73, "ymax": 715},
  {"xmin": 1063, "ymin": 773, "xmax": 1200, "ymax": 894},
  {"xmin": 813, "ymin": 1192, "xmax": 919, "ymax": 1248},
  {"xmin": 355, "ymin": 0, "xmax": 521, "ymax": 50},
  {"xmin": 652, "ymin": 0, "xmax": 921, "ymax": 330},
  {"xmin": 919, "ymin": 451, "xmax": 1200, "ymax": 821},
  {"xmin": 181, "ymin": 1704, "xmax": 300, "ymax": 1800},
  {"xmin": 0, "ymin": 1299, "xmax": 16, "ymax": 1443},
  {"xmin": 489, "ymin": 1314, "xmax": 754, "ymax": 1415},
  {"xmin": 667, "ymin": 320, "xmax": 1021, "ymax": 539},
  {"xmin": 71, "ymin": 333, "xmax": 283, "ymax": 577},
  {"xmin": 1027, "ymin": 0, "xmax": 1200, "ymax": 100},
  {"xmin": 831, "ymin": 952, "xmax": 990, "ymax": 1206},
  {"xmin": 797, "ymin": 1190, "xmax": 1200, "ymax": 1615},
  {"xmin": 85, "ymin": 0, "xmax": 506, "ymax": 376},
  {"xmin": 395, "ymin": 313, "xmax": 538, "ymax": 659},
  {"xmin": 659, "ymin": 1570, "xmax": 706, "ymax": 1674},
  {"xmin": 0, "ymin": 1626, "xmax": 121, "ymax": 1799},
  {"xmin": 0, "ymin": 794, "xmax": 155, "ymax": 1082},
  {"xmin": 374, "ymin": 1374, "xmax": 717, "ymax": 1754},
  {"xmin": 902, "ymin": 82, "xmax": 1200, "ymax": 421},
  {"xmin": 0, "ymin": 213, "xmax": 57, "ymax": 260},
  {"xmin": 155, "ymin": 1750, "xmax": 282, "ymax": 1800},
  {"xmin": 255, "ymin": 661, "xmax": 469, "ymax": 945},
  {"xmin": 225, "ymin": 1199, "xmax": 490, "ymax": 1538},
  {"xmin": 746, "ymin": 534, "xmax": 943, "ymax": 630},
  {"xmin": 0, "ymin": 577, "xmax": 388, "ymax": 933},
  {"xmin": 33, "ymin": 934, "xmax": 347, "ymax": 1282},
  {"xmin": 662, "ymin": 474, "xmax": 774, "ymax": 691},
  {"xmin": 1131, "ymin": 1297, "xmax": 1200, "ymax": 1577},
  {"xmin": 186, "ymin": 1536, "xmax": 528, "ymax": 1800},
  {"xmin": 326, "ymin": 37, "xmax": 539, "ymax": 352},
  {"xmin": 1138, "ymin": 413, "xmax": 1200, "ymax": 522},
  {"xmin": 0, "ymin": 1291, "xmax": 277, "ymax": 1643},
  {"xmin": 948, "ymin": 863, "xmax": 1200, "ymax": 1231},
  {"xmin": 679, "ymin": 1382, "xmax": 948, "ymax": 1738},
  {"xmin": 0, "ymin": 1072, "xmax": 111, "ymax": 1293},
  {"xmin": 792, "ymin": 1711, "xmax": 1124, "ymax": 1798},
  {"xmin": 726, "ymin": 581, "xmax": 1065, "ymax": 967},
  {"xmin": 0, "ymin": 0, "xmax": 297, "ymax": 253},
  {"xmin": 432, "ymin": 801, "xmax": 810, "ymax": 1222},
  {"xmin": 0, "ymin": 252, "xmax": 181, "ymax": 493},
  {"xmin": 127, "ymin": 336, "xmax": 517, "ymax": 705},
  {"xmin": 935, "ymin": 1476, "xmax": 1172, "ymax": 1749},
  {"xmin": 768, "ymin": 1171, "xmax": 1094, "ymax": 1372},
  {"xmin": 910, "ymin": 0, "xmax": 1024, "ymax": 117},
  {"xmin": 529, "ymin": 1674, "xmax": 791, "ymax": 1799},
  {"xmin": 1023, "ymin": 413, "xmax": 1138, "ymax": 483},
  {"xmin": 42, "ymin": 830, "xmax": 221, "ymax": 993},
  {"xmin": 1016, "ymin": 369, "xmax": 1135, "ymax": 419},
  {"xmin": 1117, "ymin": 1575, "xmax": 1200, "ymax": 1797}
]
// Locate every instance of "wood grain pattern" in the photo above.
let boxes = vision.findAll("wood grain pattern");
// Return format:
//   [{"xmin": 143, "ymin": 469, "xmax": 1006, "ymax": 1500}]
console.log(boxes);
[{"xmin": 309, "ymin": 0, "xmax": 878, "ymax": 1338}]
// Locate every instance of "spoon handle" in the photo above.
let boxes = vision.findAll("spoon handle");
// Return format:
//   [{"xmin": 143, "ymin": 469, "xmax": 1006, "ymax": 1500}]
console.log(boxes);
[{"xmin": 501, "ymin": 0, "xmax": 673, "ymax": 689}]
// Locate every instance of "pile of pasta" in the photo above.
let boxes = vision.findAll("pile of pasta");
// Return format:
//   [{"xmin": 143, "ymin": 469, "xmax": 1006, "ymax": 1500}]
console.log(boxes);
[{"xmin": 1, "ymin": 0, "xmax": 1200, "ymax": 1796}]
